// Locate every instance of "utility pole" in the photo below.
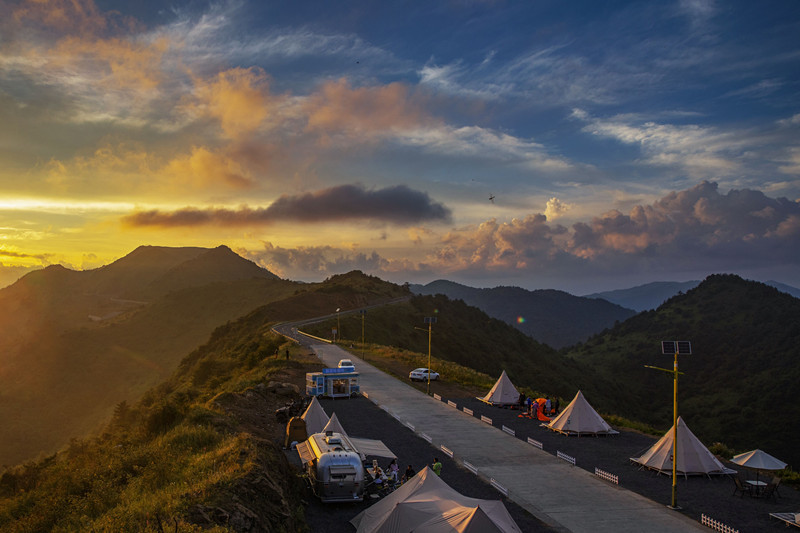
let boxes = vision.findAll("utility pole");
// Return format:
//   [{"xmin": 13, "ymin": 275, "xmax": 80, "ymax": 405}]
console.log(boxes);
[
  {"xmin": 646, "ymin": 340, "xmax": 692, "ymax": 510},
  {"xmin": 335, "ymin": 307, "xmax": 340, "ymax": 343},
  {"xmin": 424, "ymin": 317, "xmax": 437, "ymax": 395},
  {"xmin": 359, "ymin": 309, "xmax": 367, "ymax": 361}
]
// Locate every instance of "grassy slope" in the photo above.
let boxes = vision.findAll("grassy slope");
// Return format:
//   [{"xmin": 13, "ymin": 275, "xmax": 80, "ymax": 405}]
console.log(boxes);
[
  {"xmin": 0, "ymin": 272, "xmax": 408, "ymax": 531},
  {"xmin": 565, "ymin": 274, "xmax": 800, "ymax": 467}
]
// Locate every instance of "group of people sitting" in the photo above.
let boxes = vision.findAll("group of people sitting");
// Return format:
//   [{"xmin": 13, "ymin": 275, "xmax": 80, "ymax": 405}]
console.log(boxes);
[
  {"xmin": 518, "ymin": 394, "xmax": 559, "ymax": 416},
  {"xmin": 369, "ymin": 457, "xmax": 442, "ymax": 491}
]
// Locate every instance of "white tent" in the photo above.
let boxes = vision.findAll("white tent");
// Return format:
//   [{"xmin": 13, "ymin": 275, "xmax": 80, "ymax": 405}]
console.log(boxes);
[
  {"xmin": 478, "ymin": 370, "xmax": 521, "ymax": 406},
  {"xmin": 300, "ymin": 396, "xmax": 329, "ymax": 435},
  {"xmin": 631, "ymin": 416, "xmax": 735, "ymax": 477},
  {"xmin": 321, "ymin": 412, "xmax": 347, "ymax": 436},
  {"xmin": 320, "ymin": 412, "xmax": 397, "ymax": 460},
  {"xmin": 350, "ymin": 466, "xmax": 522, "ymax": 533},
  {"xmin": 544, "ymin": 390, "xmax": 618, "ymax": 436}
]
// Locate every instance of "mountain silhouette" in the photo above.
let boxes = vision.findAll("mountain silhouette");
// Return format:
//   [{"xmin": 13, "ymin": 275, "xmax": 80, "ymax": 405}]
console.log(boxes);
[
  {"xmin": 0, "ymin": 245, "xmax": 288, "ymax": 467},
  {"xmin": 410, "ymin": 280, "xmax": 636, "ymax": 348}
]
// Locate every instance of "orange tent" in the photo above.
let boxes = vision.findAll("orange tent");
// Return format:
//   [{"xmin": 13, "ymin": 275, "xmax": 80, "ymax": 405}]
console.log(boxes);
[{"xmin": 534, "ymin": 398, "xmax": 550, "ymax": 422}]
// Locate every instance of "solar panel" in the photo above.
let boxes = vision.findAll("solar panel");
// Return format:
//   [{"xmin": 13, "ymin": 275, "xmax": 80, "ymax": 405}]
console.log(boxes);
[{"xmin": 661, "ymin": 340, "xmax": 692, "ymax": 354}]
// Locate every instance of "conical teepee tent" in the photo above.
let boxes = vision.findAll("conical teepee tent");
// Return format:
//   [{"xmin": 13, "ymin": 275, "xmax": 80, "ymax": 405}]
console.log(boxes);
[
  {"xmin": 350, "ymin": 467, "xmax": 522, "ymax": 533},
  {"xmin": 631, "ymin": 416, "xmax": 734, "ymax": 477},
  {"xmin": 321, "ymin": 412, "xmax": 348, "ymax": 436},
  {"xmin": 319, "ymin": 412, "xmax": 397, "ymax": 460},
  {"xmin": 300, "ymin": 396, "xmax": 329, "ymax": 435},
  {"xmin": 478, "ymin": 370, "xmax": 521, "ymax": 406},
  {"xmin": 544, "ymin": 390, "xmax": 618, "ymax": 436}
]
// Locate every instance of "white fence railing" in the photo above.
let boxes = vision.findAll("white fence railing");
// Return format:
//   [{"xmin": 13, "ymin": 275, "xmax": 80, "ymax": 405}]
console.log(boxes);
[
  {"xmin": 527, "ymin": 437, "xmax": 543, "ymax": 449},
  {"xmin": 594, "ymin": 467, "xmax": 618, "ymax": 484},
  {"xmin": 557, "ymin": 451, "xmax": 576, "ymax": 465},
  {"xmin": 700, "ymin": 514, "xmax": 739, "ymax": 533}
]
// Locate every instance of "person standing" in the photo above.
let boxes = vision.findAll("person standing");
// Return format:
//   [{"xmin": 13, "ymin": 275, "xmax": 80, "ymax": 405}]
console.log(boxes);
[
  {"xmin": 403, "ymin": 464, "xmax": 416, "ymax": 483},
  {"xmin": 545, "ymin": 397, "xmax": 552, "ymax": 415},
  {"xmin": 432, "ymin": 457, "xmax": 442, "ymax": 476},
  {"xmin": 388, "ymin": 459, "xmax": 400, "ymax": 484}
]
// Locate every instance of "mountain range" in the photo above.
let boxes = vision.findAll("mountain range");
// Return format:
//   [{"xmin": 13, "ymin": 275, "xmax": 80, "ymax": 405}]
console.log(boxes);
[
  {"xmin": 0, "ymin": 245, "xmax": 294, "ymax": 467},
  {"xmin": 410, "ymin": 280, "xmax": 636, "ymax": 348},
  {"xmin": 2, "ymin": 245, "xmax": 799, "ymax": 472},
  {"xmin": 585, "ymin": 279, "xmax": 800, "ymax": 311}
]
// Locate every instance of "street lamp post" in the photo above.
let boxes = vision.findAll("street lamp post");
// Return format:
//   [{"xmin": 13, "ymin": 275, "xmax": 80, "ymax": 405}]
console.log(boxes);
[
  {"xmin": 335, "ymin": 308, "xmax": 340, "ymax": 343},
  {"xmin": 646, "ymin": 340, "xmax": 692, "ymax": 510},
  {"xmin": 359, "ymin": 309, "xmax": 367, "ymax": 360},
  {"xmin": 424, "ymin": 317, "xmax": 437, "ymax": 395}
]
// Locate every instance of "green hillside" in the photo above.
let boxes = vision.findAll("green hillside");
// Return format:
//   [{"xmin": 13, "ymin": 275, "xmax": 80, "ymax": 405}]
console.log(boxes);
[
  {"xmin": 565, "ymin": 274, "xmax": 800, "ymax": 467},
  {"xmin": 0, "ymin": 271, "xmax": 409, "ymax": 531},
  {"xmin": 0, "ymin": 249, "xmax": 406, "ymax": 468},
  {"xmin": 304, "ymin": 293, "xmax": 590, "ymax": 400}
]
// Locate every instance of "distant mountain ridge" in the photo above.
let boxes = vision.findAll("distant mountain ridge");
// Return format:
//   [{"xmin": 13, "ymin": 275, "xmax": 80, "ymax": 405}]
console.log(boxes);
[
  {"xmin": 585, "ymin": 279, "xmax": 800, "ymax": 311},
  {"xmin": 410, "ymin": 280, "xmax": 637, "ymax": 348},
  {"xmin": 584, "ymin": 281, "xmax": 702, "ymax": 311}
]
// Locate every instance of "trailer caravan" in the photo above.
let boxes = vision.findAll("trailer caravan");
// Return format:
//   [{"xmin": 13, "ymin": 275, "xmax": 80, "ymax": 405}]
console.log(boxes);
[
  {"xmin": 296, "ymin": 431, "xmax": 365, "ymax": 502},
  {"xmin": 306, "ymin": 367, "xmax": 359, "ymax": 398}
]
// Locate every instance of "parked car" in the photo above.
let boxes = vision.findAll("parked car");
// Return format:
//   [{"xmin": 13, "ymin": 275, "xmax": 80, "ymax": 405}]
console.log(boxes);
[
  {"xmin": 409, "ymin": 368, "xmax": 439, "ymax": 381},
  {"xmin": 337, "ymin": 359, "xmax": 355, "ymax": 370}
]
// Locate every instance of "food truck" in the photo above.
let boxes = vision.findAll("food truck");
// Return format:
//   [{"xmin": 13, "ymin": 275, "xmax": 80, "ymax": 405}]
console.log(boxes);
[
  {"xmin": 296, "ymin": 431, "xmax": 366, "ymax": 502},
  {"xmin": 305, "ymin": 367, "xmax": 359, "ymax": 398}
]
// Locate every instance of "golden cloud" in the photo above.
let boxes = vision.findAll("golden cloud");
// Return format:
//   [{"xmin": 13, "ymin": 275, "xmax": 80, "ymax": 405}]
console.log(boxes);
[
  {"xmin": 304, "ymin": 78, "xmax": 436, "ymax": 137},
  {"xmin": 43, "ymin": 141, "xmax": 256, "ymax": 195},
  {"xmin": 11, "ymin": 0, "xmax": 111, "ymax": 35},
  {"xmin": 191, "ymin": 68, "xmax": 276, "ymax": 139}
]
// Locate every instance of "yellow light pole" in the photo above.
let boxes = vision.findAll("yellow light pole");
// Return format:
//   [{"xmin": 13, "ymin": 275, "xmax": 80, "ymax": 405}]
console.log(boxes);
[{"xmin": 646, "ymin": 340, "xmax": 691, "ymax": 510}]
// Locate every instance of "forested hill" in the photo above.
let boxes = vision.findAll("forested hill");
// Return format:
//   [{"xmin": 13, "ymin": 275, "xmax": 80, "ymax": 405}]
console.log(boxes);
[
  {"xmin": 410, "ymin": 280, "xmax": 636, "ymax": 348},
  {"xmin": 308, "ymin": 293, "xmax": 588, "ymax": 399},
  {"xmin": 567, "ymin": 274, "xmax": 800, "ymax": 467}
]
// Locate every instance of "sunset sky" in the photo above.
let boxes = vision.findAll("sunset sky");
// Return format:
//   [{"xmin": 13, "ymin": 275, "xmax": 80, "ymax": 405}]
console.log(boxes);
[{"xmin": 1, "ymin": 0, "xmax": 799, "ymax": 293}]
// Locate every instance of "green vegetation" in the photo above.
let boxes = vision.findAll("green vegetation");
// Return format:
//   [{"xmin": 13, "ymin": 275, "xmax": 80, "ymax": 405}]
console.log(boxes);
[
  {"xmin": 3, "ymin": 269, "xmax": 799, "ymax": 531},
  {"xmin": 0, "ymin": 322, "xmax": 301, "ymax": 532},
  {"xmin": 305, "ymin": 294, "xmax": 588, "ymax": 401},
  {"xmin": 564, "ymin": 274, "xmax": 800, "ymax": 468},
  {"xmin": 0, "ymin": 270, "xmax": 411, "ymax": 531}
]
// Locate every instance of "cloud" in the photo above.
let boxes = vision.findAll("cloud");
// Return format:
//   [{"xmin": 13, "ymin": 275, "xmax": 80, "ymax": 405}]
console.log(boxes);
[
  {"xmin": 242, "ymin": 182, "xmax": 800, "ymax": 291},
  {"xmin": 572, "ymin": 110, "xmax": 800, "ymax": 185},
  {"xmin": 122, "ymin": 184, "xmax": 452, "ymax": 227},
  {"xmin": 544, "ymin": 197, "xmax": 571, "ymax": 220},
  {"xmin": 245, "ymin": 242, "xmax": 405, "ymax": 281},
  {"xmin": 188, "ymin": 67, "xmax": 276, "ymax": 139},
  {"xmin": 303, "ymin": 78, "xmax": 436, "ymax": 139}
]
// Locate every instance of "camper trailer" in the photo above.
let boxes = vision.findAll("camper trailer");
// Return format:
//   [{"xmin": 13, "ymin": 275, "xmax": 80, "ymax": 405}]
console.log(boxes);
[{"xmin": 296, "ymin": 431, "xmax": 365, "ymax": 502}]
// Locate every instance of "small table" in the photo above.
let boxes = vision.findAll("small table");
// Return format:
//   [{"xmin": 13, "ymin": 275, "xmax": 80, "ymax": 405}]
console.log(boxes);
[{"xmin": 746, "ymin": 480, "xmax": 767, "ymax": 497}]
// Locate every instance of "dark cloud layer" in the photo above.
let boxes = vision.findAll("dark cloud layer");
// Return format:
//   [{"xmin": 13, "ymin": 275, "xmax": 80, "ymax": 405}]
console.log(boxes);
[
  {"xmin": 122, "ymin": 184, "xmax": 452, "ymax": 227},
  {"xmin": 245, "ymin": 182, "xmax": 800, "ymax": 291}
]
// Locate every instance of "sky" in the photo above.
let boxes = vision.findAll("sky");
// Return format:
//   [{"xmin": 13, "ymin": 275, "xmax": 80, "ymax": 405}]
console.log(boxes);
[{"xmin": 1, "ymin": 0, "xmax": 799, "ymax": 294}]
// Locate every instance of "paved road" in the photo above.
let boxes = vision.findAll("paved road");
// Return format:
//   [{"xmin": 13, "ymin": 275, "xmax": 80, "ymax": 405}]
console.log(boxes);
[{"xmin": 274, "ymin": 324, "xmax": 706, "ymax": 533}]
